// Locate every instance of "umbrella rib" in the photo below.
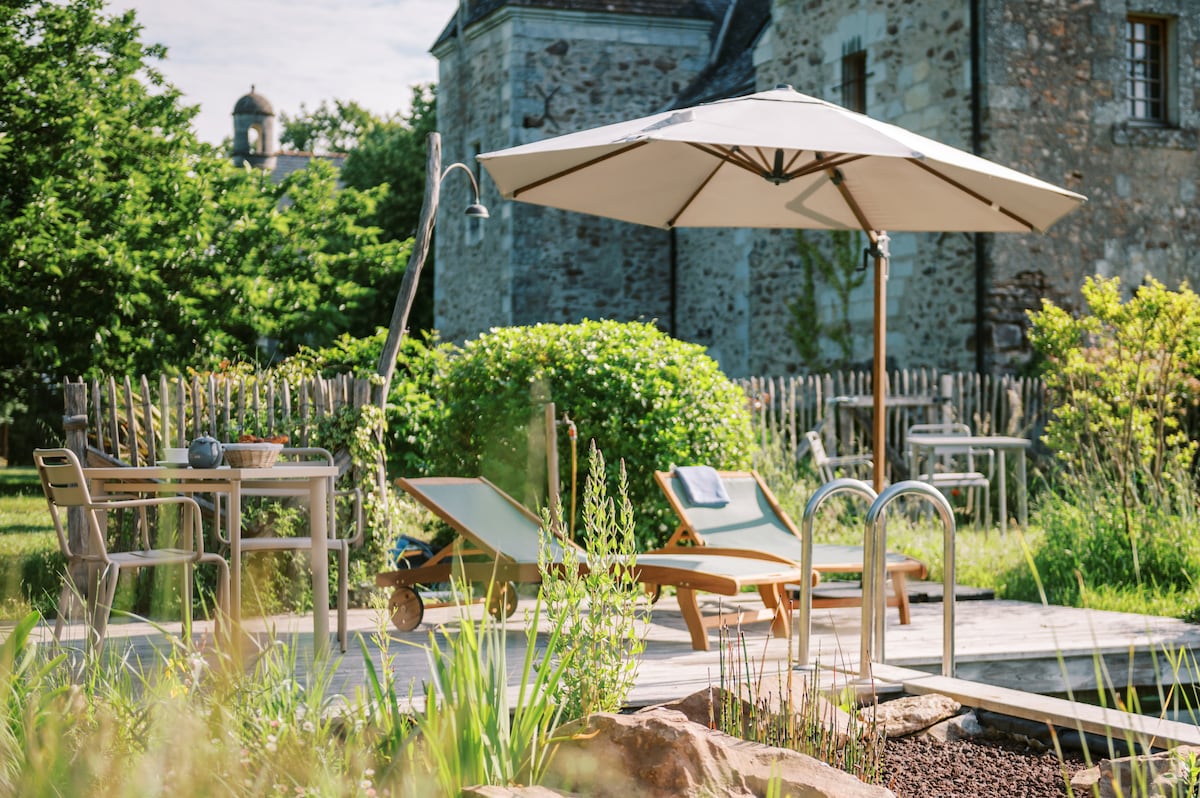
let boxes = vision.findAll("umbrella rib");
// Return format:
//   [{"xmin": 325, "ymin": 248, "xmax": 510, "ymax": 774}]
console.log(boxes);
[
  {"xmin": 668, "ymin": 147, "xmax": 736, "ymax": 227},
  {"xmin": 510, "ymin": 140, "xmax": 651, "ymax": 199},
  {"xmin": 787, "ymin": 153, "xmax": 867, "ymax": 180},
  {"xmin": 906, "ymin": 158, "xmax": 1039, "ymax": 231},
  {"xmin": 690, "ymin": 143, "xmax": 765, "ymax": 176}
]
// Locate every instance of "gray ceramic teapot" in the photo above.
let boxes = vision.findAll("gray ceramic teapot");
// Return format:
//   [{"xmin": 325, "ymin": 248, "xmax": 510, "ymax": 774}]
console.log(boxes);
[{"xmin": 187, "ymin": 435, "xmax": 223, "ymax": 468}]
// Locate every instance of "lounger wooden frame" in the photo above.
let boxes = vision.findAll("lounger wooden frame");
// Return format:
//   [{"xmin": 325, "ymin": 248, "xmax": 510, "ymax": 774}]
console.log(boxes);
[
  {"xmin": 655, "ymin": 469, "xmax": 927, "ymax": 624},
  {"xmin": 376, "ymin": 476, "xmax": 813, "ymax": 650}
]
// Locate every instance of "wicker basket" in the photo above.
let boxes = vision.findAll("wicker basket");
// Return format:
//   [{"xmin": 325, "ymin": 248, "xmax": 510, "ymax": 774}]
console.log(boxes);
[{"xmin": 222, "ymin": 442, "xmax": 283, "ymax": 468}]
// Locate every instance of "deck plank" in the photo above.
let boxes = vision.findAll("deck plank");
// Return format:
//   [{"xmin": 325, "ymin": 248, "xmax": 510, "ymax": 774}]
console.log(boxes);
[{"xmin": 23, "ymin": 593, "xmax": 1200, "ymax": 746}]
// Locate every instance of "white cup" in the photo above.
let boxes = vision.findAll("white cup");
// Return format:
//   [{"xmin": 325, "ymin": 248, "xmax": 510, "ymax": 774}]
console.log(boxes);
[{"xmin": 164, "ymin": 447, "xmax": 189, "ymax": 464}]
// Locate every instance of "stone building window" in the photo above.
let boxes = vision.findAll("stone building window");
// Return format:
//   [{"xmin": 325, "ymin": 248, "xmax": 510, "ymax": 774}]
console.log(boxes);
[
  {"xmin": 840, "ymin": 38, "xmax": 868, "ymax": 114},
  {"xmin": 1126, "ymin": 15, "xmax": 1171, "ymax": 125}
]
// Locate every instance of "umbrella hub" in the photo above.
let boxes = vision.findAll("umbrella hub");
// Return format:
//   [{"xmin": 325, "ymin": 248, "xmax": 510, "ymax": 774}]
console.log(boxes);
[{"xmin": 768, "ymin": 149, "xmax": 791, "ymax": 185}]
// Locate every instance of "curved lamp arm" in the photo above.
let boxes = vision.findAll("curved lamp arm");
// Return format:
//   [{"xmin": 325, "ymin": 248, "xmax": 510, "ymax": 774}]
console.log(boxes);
[{"xmin": 377, "ymin": 133, "xmax": 491, "ymax": 407}]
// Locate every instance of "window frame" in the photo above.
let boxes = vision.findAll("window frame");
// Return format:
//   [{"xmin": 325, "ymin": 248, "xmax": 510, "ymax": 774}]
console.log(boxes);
[
  {"xmin": 840, "ymin": 48, "xmax": 868, "ymax": 114},
  {"xmin": 1126, "ymin": 14, "xmax": 1175, "ymax": 127}
]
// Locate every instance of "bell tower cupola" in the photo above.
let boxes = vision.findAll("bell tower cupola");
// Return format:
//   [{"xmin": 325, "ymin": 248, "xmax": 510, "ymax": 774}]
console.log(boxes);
[{"xmin": 232, "ymin": 85, "xmax": 277, "ymax": 169}]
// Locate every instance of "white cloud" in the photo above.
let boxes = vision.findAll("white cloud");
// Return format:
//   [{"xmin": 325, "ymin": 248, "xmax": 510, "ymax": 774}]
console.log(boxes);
[{"xmin": 110, "ymin": 0, "xmax": 456, "ymax": 144}]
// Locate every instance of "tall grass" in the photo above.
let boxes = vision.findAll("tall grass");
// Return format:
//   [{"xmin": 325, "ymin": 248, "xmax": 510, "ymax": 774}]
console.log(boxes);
[{"xmin": 713, "ymin": 626, "xmax": 885, "ymax": 785}]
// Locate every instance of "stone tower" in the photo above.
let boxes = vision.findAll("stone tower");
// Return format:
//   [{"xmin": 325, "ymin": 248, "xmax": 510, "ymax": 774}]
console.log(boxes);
[{"xmin": 232, "ymin": 86, "xmax": 277, "ymax": 170}]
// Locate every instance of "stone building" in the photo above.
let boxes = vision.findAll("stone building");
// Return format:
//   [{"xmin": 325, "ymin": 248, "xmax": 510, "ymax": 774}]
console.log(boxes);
[
  {"xmin": 231, "ymin": 87, "xmax": 347, "ymax": 182},
  {"xmin": 431, "ymin": 0, "xmax": 1198, "ymax": 377}
]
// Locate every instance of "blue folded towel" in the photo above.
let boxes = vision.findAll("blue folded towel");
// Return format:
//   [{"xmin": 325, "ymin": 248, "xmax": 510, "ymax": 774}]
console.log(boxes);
[{"xmin": 675, "ymin": 465, "xmax": 731, "ymax": 507}]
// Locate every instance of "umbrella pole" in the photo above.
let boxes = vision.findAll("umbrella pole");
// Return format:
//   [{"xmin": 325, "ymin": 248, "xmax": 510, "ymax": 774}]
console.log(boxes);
[
  {"xmin": 865, "ymin": 231, "xmax": 889, "ymax": 674},
  {"xmin": 871, "ymin": 231, "xmax": 889, "ymax": 494}
]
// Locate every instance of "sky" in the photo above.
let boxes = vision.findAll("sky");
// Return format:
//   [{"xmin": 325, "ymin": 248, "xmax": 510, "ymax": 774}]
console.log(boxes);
[{"xmin": 111, "ymin": 0, "xmax": 458, "ymax": 146}]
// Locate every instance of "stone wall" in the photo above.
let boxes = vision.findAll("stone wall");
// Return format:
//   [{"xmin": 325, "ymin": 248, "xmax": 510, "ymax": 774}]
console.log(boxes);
[
  {"xmin": 981, "ymin": 0, "xmax": 1199, "ymax": 370},
  {"xmin": 435, "ymin": 0, "xmax": 1199, "ymax": 376},
  {"xmin": 434, "ymin": 6, "xmax": 712, "ymax": 343},
  {"xmin": 675, "ymin": 0, "xmax": 982, "ymax": 375}
]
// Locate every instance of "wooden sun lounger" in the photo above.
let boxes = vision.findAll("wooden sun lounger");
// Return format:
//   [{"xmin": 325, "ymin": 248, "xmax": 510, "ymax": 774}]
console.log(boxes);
[
  {"xmin": 375, "ymin": 476, "xmax": 813, "ymax": 651},
  {"xmin": 655, "ymin": 469, "xmax": 927, "ymax": 624}
]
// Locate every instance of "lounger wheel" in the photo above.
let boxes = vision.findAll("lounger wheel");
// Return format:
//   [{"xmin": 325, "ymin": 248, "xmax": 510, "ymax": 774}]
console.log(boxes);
[
  {"xmin": 389, "ymin": 586, "xmax": 424, "ymax": 631},
  {"xmin": 487, "ymin": 581, "xmax": 519, "ymax": 620},
  {"xmin": 644, "ymin": 584, "xmax": 663, "ymax": 603}
]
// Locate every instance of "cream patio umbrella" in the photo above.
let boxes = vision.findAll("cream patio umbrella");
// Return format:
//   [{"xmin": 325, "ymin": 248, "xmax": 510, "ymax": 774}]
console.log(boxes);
[{"xmin": 477, "ymin": 83, "xmax": 1086, "ymax": 491}]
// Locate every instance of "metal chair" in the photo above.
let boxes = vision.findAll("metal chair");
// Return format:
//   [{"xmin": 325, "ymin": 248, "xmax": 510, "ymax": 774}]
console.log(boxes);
[
  {"xmin": 906, "ymin": 423, "xmax": 991, "ymax": 528},
  {"xmin": 804, "ymin": 429, "xmax": 873, "ymax": 483},
  {"xmin": 216, "ymin": 447, "xmax": 362, "ymax": 652},
  {"xmin": 33, "ymin": 447, "xmax": 230, "ymax": 648}
]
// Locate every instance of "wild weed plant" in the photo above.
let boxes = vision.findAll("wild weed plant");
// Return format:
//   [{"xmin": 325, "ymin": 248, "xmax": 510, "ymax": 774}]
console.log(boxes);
[{"xmin": 538, "ymin": 443, "xmax": 649, "ymax": 720}]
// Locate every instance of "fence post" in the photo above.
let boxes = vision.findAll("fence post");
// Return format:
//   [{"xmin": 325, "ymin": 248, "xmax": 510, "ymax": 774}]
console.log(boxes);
[{"xmin": 63, "ymin": 382, "xmax": 93, "ymax": 605}]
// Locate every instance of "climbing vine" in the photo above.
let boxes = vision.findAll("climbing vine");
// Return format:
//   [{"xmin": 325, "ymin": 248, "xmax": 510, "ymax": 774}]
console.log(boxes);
[{"xmin": 786, "ymin": 230, "xmax": 867, "ymax": 370}]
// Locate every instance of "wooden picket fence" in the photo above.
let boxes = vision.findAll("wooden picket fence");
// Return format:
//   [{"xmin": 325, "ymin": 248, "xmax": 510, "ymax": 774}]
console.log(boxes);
[
  {"xmin": 63, "ymin": 372, "xmax": 377, "ymax": 470},
  {"xmin": 738, "ymin": 369, "xmax": 1048, "ymax": 473}
]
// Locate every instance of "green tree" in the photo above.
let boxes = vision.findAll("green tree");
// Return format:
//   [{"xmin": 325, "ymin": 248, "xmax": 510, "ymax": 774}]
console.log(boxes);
[
  {"xmin": 278, "ymin": 98, "xmax": 378, "ymax": 153},
  {"xmin": 340, "ymin": 84, "xmax": 437, "ymax": 332},
  {"xmin": 0, "ymin": 0, "xmax": 413, "ymax": 457},
  {"xmin": 0, "ymin": 0, "xmax": 219, "ymax": 450}
]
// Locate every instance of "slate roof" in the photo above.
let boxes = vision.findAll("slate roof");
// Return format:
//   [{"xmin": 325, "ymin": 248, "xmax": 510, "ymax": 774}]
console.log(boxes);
[
  {"xmin": 431, "ymin": 0, "xmax": 767, "ymax": 108},
  {"xmin": 433, "ymin": 0, "xmax": 728, "ymax": 51},
  {"xmin": 233, "ymin": 89, "xmax": 274, "ymax": 116},
  {"xmin": 668, "ymin": 0, "xmax": 768, "ymax": 107},
  {"xmin": 269, "ymin": 152, "xmax": 348, "ymax": 185}
]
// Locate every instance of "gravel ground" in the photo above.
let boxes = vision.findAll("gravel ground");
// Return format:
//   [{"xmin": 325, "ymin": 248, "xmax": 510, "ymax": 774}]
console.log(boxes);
[{"xmin": 881, "ymin": 734, "xmax": 1090, "ymax": 798}]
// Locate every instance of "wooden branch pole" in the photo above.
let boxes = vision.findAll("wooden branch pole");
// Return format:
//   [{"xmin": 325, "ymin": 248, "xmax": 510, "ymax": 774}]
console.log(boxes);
[
  {"xmin": 376, "ymin": 132, "xmax": 443, "ymax": 408},
  {"xmin": 63, "ymin": 381, "xmax": 93, "ymax": 610}
]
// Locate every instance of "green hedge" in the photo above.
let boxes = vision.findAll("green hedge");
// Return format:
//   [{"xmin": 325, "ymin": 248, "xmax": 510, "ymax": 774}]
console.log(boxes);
[
  {"xmin": 426, "ymin": 320, "xmax": 754, "ymax": 548},
  {"xmin": 0, "ymin": 533, "xmax": 62, "ymax": 617}
]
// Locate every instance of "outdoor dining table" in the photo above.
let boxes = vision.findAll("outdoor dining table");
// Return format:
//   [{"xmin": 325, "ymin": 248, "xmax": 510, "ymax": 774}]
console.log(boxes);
[
  {"xmin": 905, "ymin": 434, "xmax": 1031, "ymax": 535},
  {"xmin": 83, "ymin": 462, "xmax": 339, "ymax": 657}
]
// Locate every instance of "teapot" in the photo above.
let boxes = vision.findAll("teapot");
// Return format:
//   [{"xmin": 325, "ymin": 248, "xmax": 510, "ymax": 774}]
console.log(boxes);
[{"xmin": 187, "ymin": 435, "xmax": 223, "ymax": 468}]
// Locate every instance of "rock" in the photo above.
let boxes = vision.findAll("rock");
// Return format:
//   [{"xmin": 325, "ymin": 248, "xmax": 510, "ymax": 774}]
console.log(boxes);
[
  {"xmin": 652, "ymin": 685, "xmax": 856, "ymax": 748},
  {"xmin": 917, "ymin": 710, "xmax": 984, "ymax": 742},
  {"xmin": 863, "ymin": 693, "xmax": 961, "ymax": 738},
  {"xmin": 462, "ymin": 787, "xmax": 572, "ymax": 797},
  {"xmin": 1069, "ymin": 746, "xmax": 1200, "ymax": 798},
  {"xmin": 540, "ymin": 707, "xmax": 895, "ymax": 798}
]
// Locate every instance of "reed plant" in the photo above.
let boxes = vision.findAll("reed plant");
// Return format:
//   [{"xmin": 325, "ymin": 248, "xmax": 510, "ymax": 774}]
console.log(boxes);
[
  {"xmin": 384, "ymin": 581, "xmax": 573, "ymax": 794},
  {"xmin": 713, "ymin": 626, "xmax": 886, "ymax": 785}
]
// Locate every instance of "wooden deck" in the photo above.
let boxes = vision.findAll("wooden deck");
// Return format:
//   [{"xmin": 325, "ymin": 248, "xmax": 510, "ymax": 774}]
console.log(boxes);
[{"xmin": 24, "ymin": 591, "xmax": 1200, "ymax": 748}]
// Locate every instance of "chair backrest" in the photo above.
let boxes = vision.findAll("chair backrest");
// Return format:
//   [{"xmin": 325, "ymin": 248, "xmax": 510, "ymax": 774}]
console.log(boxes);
[
  {"xmin": 803, "ymin": 430, "xmax": 836, "ymax": 482},
  {"xmin": 906, "ymin": 422, "xmax": 975, "ymax": 474},
  {"xmin": 655, "ymin": 470, "xmax": 803, "ymax": 561},
  {"xmin": 398, "ymin": 476, "xmax": 575, "ymax": 566},
  {"xmin": 33, "ymin": 448, "xmax": 101, "ymax": 560}
]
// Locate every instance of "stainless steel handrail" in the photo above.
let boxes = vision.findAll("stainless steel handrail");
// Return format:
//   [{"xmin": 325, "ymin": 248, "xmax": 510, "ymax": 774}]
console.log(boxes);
[
  {"xmin": 796, "ymin": 478, "xmax": 878, "ymax": 668},
  {"xmin": 861, "ymin": 481, "xmax": 957, "ymax": 678}
]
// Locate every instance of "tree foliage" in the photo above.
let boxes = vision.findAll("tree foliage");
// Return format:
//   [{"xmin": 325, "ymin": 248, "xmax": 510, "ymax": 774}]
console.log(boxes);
[
  {"xmin": 1028, "ymin": 275, "xmax": 1200, "ymax": 496},
  {"xmin": 0, "ymin": 0, "xmax": 412, "ymax": 456},
  {"xmin": 278, "ymin": 98, "xmax": 378, "ymax": 153}
]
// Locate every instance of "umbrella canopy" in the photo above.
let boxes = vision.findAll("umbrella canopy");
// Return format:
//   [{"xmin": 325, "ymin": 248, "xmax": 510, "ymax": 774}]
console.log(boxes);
[
  {"xmin": 477, "ymin": 84, "xmax": 1086, "ymax": 490},
  {"xmin": 479, "ymin": 84, "xmax": 1084, "ymax": 234}
]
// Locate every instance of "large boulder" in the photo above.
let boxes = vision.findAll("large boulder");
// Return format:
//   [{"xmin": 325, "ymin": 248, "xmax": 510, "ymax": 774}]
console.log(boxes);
[{"xmin": 539, "ymin": 707, "xmax": 895, "ymax": 798}]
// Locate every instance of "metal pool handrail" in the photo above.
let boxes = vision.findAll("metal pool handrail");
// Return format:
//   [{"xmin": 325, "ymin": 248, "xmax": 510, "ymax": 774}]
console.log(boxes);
[{"xmin": 861, "ymin": 481, "xmax": 957, "ymax": 678}]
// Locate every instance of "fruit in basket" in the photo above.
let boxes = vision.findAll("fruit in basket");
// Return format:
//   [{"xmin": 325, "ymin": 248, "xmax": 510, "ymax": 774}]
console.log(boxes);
[{"xmin": 237, "ymin": 434, "xmax": 290, "ymax": 444}]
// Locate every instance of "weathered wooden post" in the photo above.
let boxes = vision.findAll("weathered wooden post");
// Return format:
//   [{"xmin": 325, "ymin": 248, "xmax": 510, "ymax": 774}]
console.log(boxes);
[{"xmin": 63, "ymin": 381, "xmax": 93, "ymax": 610}]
